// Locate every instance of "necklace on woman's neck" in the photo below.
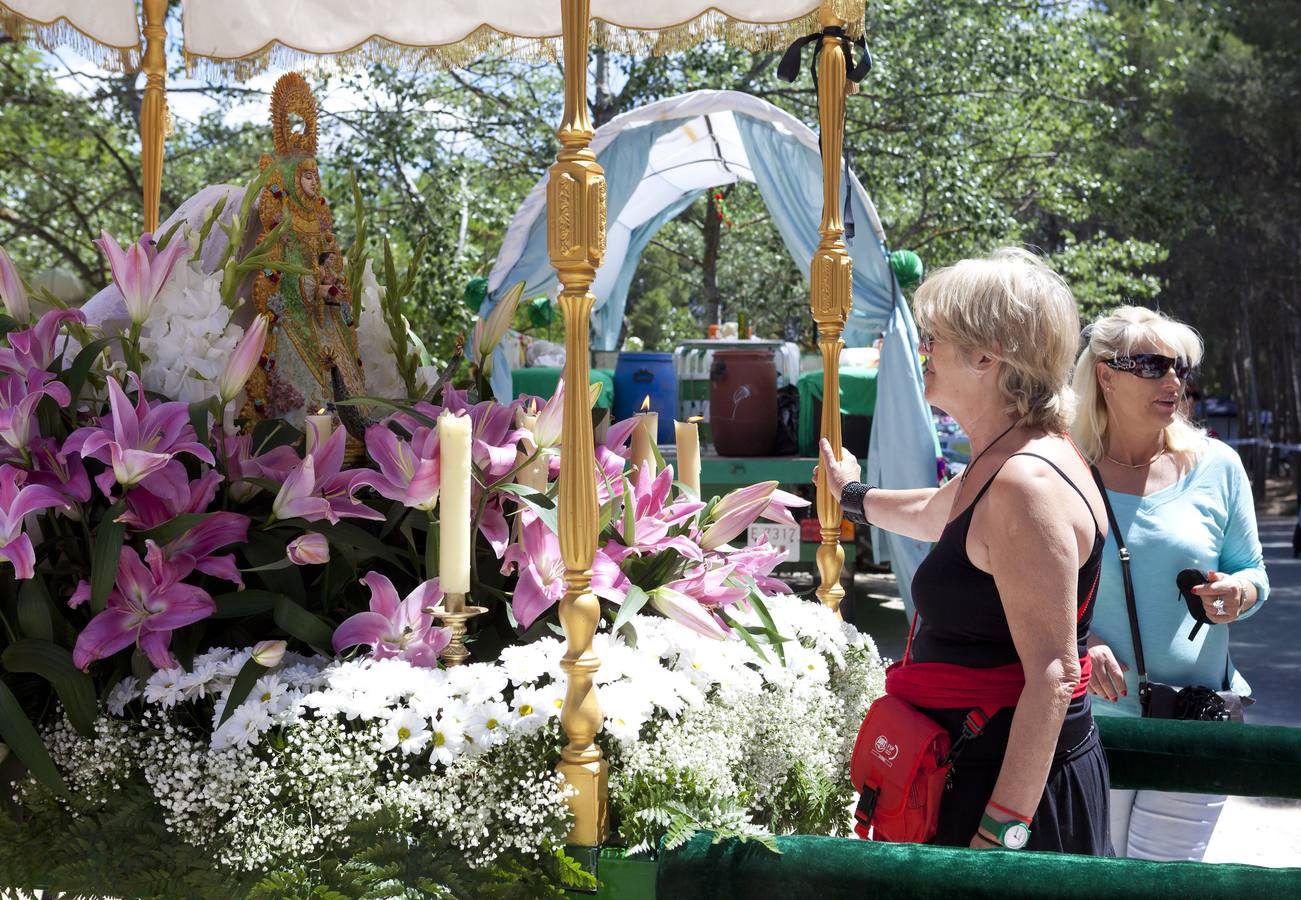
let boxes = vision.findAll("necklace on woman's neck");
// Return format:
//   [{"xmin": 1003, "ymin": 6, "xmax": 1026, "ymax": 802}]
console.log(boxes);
[
  {"xmin": 958, "ymin": 420, "xmax": 1021, "ymax": 492},
  {"xmin": 1105, "ymin": 435, "xmax": 1167, "ymax": 469}
]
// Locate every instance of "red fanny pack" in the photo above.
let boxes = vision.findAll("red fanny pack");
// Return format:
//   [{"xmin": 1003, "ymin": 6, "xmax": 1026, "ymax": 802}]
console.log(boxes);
[
  {"xmin": 850, "ymin": 695, "xmax": 991, "ymax": 842},
  {"xmin": 850, "ymin": 617, "xmax": 1093, "ymax": 843}
]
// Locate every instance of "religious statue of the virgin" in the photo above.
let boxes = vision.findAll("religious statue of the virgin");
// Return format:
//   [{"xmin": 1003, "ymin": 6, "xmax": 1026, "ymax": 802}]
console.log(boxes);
[{"xmin": 244, "ymin": 73, "xmax": 366, "ymax": 429}]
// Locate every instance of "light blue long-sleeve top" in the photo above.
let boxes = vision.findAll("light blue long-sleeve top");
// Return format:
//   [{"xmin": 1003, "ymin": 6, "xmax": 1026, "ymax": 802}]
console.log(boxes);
[{"xmin": 1090, "ymin": 438, "xmax": 1270, "ymax": 719}]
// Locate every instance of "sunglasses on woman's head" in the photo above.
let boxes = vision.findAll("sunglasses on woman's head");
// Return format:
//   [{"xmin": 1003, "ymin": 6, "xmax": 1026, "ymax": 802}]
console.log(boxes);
[{"xmin": 1105, "ymin": 354, "xmax": 1194, "ymax": 380}]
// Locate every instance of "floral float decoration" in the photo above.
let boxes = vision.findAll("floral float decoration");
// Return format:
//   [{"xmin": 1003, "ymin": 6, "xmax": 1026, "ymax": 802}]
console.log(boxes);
[{"xmin": 0, "ymin": 81, "xmax": 886, "ymax": 899}]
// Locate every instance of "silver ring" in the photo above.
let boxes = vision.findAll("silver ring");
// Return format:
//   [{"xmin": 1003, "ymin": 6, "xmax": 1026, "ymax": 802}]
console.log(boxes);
[{"xmin": 1213, "ymin": 598, "xmax": 1226, "ymax": 616}]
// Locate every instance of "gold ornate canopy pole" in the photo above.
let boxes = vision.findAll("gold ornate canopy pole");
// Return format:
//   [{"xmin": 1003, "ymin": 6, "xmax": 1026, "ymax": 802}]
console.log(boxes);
[
  {"xmin": 140, "ymin": 0, "xmax": 168, "ymax": 233},
  {"xmin": 811, "ymin": 5, "xmax": 853, "ymax": 617},
  {"xmin": 549, "ymin": 0, "xmax": 609, "ymax": 847}
]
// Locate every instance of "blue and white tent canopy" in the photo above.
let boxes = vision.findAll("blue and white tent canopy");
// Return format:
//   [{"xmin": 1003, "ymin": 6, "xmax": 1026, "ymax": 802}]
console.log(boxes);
[{"xmin": 486, "ymin": 89, "xmax": 934, "ymax": 609}]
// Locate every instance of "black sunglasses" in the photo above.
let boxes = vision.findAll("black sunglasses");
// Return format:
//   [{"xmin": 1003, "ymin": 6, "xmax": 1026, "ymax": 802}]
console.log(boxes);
[{"xmin": 1105, "ymin": 353, "xmax": 1194, "ymax": 381}]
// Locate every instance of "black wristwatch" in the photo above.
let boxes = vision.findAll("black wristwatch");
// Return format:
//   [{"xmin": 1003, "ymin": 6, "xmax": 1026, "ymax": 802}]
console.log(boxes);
[{"xmin": 839, "ymin": 481, "xmax": 873, "ymax": 525}]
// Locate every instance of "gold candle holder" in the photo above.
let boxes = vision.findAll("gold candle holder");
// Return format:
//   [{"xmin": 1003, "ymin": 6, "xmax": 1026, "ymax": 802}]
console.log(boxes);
[{"xmin": 430, "ymin": 592, "xmax": 486, "ymax": 667}]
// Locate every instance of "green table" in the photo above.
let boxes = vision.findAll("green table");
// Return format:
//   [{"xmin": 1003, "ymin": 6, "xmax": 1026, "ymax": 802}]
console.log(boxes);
[
  {"xmin": 797, "ymin": 367, "xmax": 878, "ymax": 456},
  {"xmin": 511, "ymin": 366, "xmax": 615, "ymax": 409}
]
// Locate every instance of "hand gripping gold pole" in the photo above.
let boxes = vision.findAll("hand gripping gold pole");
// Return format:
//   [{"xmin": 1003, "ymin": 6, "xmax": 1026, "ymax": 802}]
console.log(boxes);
[
  {"xmin": 549, "ymin": 0, "xmax": 609, "ymax": 847},
  {"xmin": 812, "ymin": 6, "xmax": 854, "ymax": 618},
  {"xmin": 140, "ymin": 0, "xmax": 168, "ymax": 234}
]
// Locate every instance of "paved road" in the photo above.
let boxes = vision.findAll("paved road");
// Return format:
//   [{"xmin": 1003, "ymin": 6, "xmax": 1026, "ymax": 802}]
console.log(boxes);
[{"xmin": 1229, "ymin": 516, "xmax": 1300, "ymax": 728}]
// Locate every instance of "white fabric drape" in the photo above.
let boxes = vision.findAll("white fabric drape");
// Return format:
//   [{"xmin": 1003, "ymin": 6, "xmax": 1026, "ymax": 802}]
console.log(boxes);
[
  {"xmin": 182, "ymin": 1, "xmax": 833, "ymax": 58},
  {"xmin": 1, "ymin": 1, "xmax": 138, "ymax": 47}
]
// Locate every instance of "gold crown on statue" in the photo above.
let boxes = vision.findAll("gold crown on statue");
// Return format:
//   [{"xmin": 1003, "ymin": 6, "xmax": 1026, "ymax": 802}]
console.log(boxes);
[{"xmin": 270, "ymin": 72, "xmax": 319, "ymax": 157}]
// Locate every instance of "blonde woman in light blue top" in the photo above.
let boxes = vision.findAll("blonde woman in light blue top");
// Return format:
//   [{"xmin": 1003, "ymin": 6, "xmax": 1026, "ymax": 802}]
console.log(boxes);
[{"xmin": 1071, "ymin": 306, "xmax": 1269, "ymax": 862}]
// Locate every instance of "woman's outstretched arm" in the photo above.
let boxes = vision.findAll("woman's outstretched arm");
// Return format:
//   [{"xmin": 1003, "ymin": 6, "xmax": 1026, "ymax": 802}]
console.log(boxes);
[{"xmin": 818, "ymin": 438, "xmax": 960, "ymax": 542}]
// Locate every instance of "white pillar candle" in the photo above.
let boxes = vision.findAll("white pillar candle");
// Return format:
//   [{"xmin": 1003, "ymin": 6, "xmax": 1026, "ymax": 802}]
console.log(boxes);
[
  {"xmin": 631, "ymin": 411, "xmax": 658, "ymax": 477},
  {"xmin": 305, "ymin": 409, "xmax": 333, "ymax": 455},
  {"xmin": 438, "ymin": 411, "xmax": 473, "ymax": 594},
  {"xmin": 674, "ymin": 418, "xmax": 701, "ymax": 496}
]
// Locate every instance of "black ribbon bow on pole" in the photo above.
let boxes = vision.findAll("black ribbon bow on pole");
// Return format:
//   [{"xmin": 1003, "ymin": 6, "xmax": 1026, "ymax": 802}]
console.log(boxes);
[{"xmin": 778, "ymin": 26, "xmax": 872, "ymax": 240}]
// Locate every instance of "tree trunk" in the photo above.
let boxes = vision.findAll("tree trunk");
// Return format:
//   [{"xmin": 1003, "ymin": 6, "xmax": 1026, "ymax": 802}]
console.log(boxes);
[{"xmin": 701, "ymin": 193, "xmax": 722, "ymax": 325}]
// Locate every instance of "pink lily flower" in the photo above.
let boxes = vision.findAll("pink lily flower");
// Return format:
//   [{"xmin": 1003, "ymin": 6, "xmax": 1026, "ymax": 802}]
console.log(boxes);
[
  {"xmin": 649, "ymin": 586, "xmax": 731, "ymax": 640},
  {"xmin": 529, "ymin": 379, "xmax": 565, "ymax": 451},
  {"xmin": 151, "ymin": 511, "xmax": 250, "ymax": 587},
  {"xmin": 352, "ymin": 423, "xmax": 441, "ymax": 510},
  {"xmin": 95, "ymin": 231, "xmax": 188, "ymax": 325},
  {"xmin": 443, "ymin": 390, "xmax": 525, "ymax": 482},
  {"xmin": 218, "ymin": 314, "xmax": 269, "ymax": 404},
  {"xmin": 0, "ymin": 244, "xmax": 29, "ymax": 322},
  {"xmin": 64, "ymin": 375, "xmax": 215, "ymax": 500},
  {"xmin": 332, "ymin": 572, "xmax": 450, "ymax": 667},
  {"xmin": 26, "ymin": 437, "xmax": 92, "ymax": 503},
  {"xmin": 665, "ymin": 562, "xmax": 750, "ymax": 610},
  {"xmin": 0, "ymin": 464, "xmax": 69, "ymax": 579},
  {"xmin": 606, "ymin": 465, "xmax": 705, "ymax": 565},
  {"xmin": 0, "ymin": 370, "xmax": 72, "ymax": 451},
  {"xmin": 119, "ymin": 469, "xmax": 223, "ymax": 530},
  {"xmin": 500, "ymin": 516, "xmax": 627, "ymax": 628},
  {"xmin": 699, "ymin": 481, "xmax": 807, "ymax": 550},
  {"xmin": 720, "ymin": 538, "xmax": 796, "ymax": 595},
  {"xmin": 271, "ymin": 425, "xmax": 383, "ymax": 524},
  {"xmin": 287, "ymin": 533, "xmax": 330, "ymax": 565},
  {"xmin": 72, "ymin": 544, "xmax": 216, "ymax": 670},
  {"xmin": 221, "ymin": 434, "xmax": 300, "ymax": 502},
  {"xmin": 0, "ymin": 309, "xmax": 84, "ymax": 377}
]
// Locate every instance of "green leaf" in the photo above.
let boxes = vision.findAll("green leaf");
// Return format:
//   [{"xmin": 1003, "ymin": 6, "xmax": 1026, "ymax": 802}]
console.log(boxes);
[
  {"xmin": 509, "ymin": 490, "xmax": 560, "ymax": 536},
  {"xmin": 719, "ymin": 609, "xmax": 770, "ymax": 663},
  {"xmin": 425, "ymin": 519, "xmax": 437, "ymax": 581},
  {"xmin": 0, "ymin": 677, "xmax": 66, "ymax": 795},
  {"xmin": 216, "ymin": 655, "xmax": 271, "ymax": 727},
  {"xmin": 2, "ymin": 640, "xmax": 98, "ymax": 737},
  {"xmin": 210, "ymin": 590, "xmax": 279, "ymax": 619},
  {"xmin": 273, "ymin": 596, "xmax": 335, "ymax": 655},
  {"xmin": 243, "ymin": 532, "xmax": 305, "ymax": 603},
  {"xmin": 188, "ymin": 399, "xmax": 213, "ymax": 447},
  {"xmin": 90, "ymin": 501, "xmax": 127, "ymax": 613},
  {"xmin": 622, "ymin": 476, "xmax": 636, "ymax": 547},
  {"xmin": 58, "ymin": 336, "xmax": 120, "ymax": 409},
  {"xmin": 335, "ymin": 396, "xmax": 437, "ymax": 427},
  {"xmin": 16, "ymin": 576, "xmax": 54, "ymax": 641},
  {"xmin": 746, "ymin": 592, "xmax": 788, "ymax": 665},
  {"xmin": 306, "ymin": 521, "xmax": 403, "ymax": 567},
  {"xmin": 610, "ymin": 584, "xmax": 650, "ymax": 633},
  {"xmin": 140, "ymin": 512, "xmax": 213, "ymax": 546},
  {"xmin": 494, "ymin": 482, "xmax": 556, "ymax": 509}
]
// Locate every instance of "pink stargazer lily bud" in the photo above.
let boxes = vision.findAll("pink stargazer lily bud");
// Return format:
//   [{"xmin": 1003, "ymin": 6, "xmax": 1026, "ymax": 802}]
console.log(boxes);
[
  {"xmin": 219, "ymin": 314, "xmax": 269, "ymax": 404},
  {"xmin": 471, "ymin": 282, "xmax": 524, "ymax": 374},
  {"xmin": 95, "ymin": 230, "xmax": 187, "ymax": 325},
  {"xmin": 699, "ymin": 481, "xmax": 779, "ymax": 550},
  {"xmin": 251, "ymin": 639, "xmax": 287, "ymax": 668},
  {"xmin": 286, "ymin": 533, "xmax": 330, "ymax": 566},
  {"xmin": 0, "ymin": 245, "xmax": 29, "ymax": 324}
]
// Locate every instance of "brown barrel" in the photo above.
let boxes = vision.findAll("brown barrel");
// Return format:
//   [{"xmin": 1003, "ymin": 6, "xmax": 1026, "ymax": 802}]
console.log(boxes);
[{"xmin": 709, "ymin": 350, "xmax": 777, "ymax": 456}]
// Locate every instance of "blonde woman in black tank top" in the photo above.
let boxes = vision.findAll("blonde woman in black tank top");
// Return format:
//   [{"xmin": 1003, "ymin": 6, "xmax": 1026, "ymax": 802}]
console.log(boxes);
[{"xmin": 819, "ymin": 249, "xmax": 1112, "ymax": 855}]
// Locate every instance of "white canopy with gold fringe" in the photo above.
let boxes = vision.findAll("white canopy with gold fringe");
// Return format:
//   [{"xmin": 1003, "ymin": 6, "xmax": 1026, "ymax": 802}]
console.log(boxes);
[
  {"xmin": 1, "ymin": 0, "xmax": 870, "ymax": 851},
  {"xmin": 0, "ymin": 0, "xmax": 140, "ymax": 69}
]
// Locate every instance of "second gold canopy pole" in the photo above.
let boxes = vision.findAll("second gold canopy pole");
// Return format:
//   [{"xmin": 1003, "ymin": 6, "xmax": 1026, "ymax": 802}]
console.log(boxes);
[{"xmin": 812, "ymin": 5, "xmax": 854, "ymax": 618}]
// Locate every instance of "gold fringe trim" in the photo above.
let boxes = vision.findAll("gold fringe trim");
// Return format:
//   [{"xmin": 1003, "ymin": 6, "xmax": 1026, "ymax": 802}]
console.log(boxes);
[
  {"xmin": 184, "ymin": 3, "xmax": 865, "ymax": 81},
  {"xmin": 0, "ymin": 4, "xmax": 140, "ymax": 71}
]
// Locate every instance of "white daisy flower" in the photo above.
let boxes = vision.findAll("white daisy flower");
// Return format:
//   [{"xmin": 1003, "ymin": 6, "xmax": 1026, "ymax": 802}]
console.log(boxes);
[
  {"xmin": 379, "ymin": 707, "xmax": 432, "ymax": 755},
  {"xmin": 212, "ymin": 702, "xmax": 272, "ymax": 750},
  {"xmin": 428, "ymin": 714, "xmax": 467, "ymax": 766},
  {"xmin": 461, "ymin": 700, "xmax": 513, "ymax": 753},
  {"xmin": 143, "ymin": 667, "xmax": 187, "ymax": 708},
  {"xmin": 106, "ymin": 677, "xmax": 142, "ymax": 715}
]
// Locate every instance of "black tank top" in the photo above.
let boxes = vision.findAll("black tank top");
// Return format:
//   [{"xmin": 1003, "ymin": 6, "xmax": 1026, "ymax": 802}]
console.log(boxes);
[{"xmin": 910, "ymin": 452, "xmax": 1104, "ymax": 760}]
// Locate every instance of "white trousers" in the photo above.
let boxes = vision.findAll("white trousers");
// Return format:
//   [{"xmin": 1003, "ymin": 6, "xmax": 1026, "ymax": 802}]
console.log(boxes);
[{"xmin": 1110, "ymin": 788, "xmax": 1226, "ymax": 861}]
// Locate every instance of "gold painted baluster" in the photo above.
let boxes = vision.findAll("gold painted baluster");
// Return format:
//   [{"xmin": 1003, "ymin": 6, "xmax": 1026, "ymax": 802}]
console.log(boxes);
[
  {"xmin": 550, "ymin": 0, "xmax": 609, "ymax": 847},
  {"xmin": 140, "ymin": 0, "xmax": 168, "ymax": 233},
  {"xmin": 812, "ymin": 6, "xmax": 854, "ymax": 618}
]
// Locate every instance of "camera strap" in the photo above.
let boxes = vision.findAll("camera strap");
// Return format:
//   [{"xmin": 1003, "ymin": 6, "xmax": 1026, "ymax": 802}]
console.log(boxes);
[{"xmin": 1090, "ymin": 466, "xmax": 1150, "ymax": 698}]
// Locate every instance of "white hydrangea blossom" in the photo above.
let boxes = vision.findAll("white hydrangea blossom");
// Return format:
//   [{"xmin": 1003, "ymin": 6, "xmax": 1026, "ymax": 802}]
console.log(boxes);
[
  {"xmin": 140, "ymin": 260, "xmax": 243, "ymax": 404},
  {"xmin": 30, "ymin": 596, "xmax": 885, "ymax": 874}
]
